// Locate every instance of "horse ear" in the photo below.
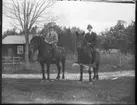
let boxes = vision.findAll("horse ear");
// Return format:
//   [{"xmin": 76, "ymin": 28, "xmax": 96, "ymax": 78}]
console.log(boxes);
[
  {"xmin": 82, "ymin": 31, "xmax": 85, "ymax": 36},
  {"xmin": 76, "ymin": 31, "xmax": 79, "ymax": 36}
]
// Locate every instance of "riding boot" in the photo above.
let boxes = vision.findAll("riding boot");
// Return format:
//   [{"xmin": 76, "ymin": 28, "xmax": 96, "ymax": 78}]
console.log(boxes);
[{"xmin": 51, "ymin": 44, "xmax": 55, "ymax": 60}]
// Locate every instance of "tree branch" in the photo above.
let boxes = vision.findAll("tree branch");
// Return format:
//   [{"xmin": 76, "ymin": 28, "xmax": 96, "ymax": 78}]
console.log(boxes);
[{"xmin": 4, "ymin": 0, "xmax": 57, "ymax": 33}]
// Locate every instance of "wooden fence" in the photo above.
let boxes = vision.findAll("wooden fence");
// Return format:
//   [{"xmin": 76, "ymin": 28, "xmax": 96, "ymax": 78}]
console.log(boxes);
[{"xmin": 2, "ymin": 56, "xmax": 23, "ymax": 67}]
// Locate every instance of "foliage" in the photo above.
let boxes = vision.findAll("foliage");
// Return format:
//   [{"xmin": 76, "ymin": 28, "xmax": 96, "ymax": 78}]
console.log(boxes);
[
  {"xmin": 28, "ymin": 20, "xmax": 135, "ymax": 55},
  {"xmin": 3, "ymin": 18, "xmax": 135, "ymax": 56},
  {"xmin": 98, "ymin": 20, "xmax": 135, "ymax": 54},
  {"xmin": 3, "ymin": 28, "xmax": 19, "ymax": 39}
]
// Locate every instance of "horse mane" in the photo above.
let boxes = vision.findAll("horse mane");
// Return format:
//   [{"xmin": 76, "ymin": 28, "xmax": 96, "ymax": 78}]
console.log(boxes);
[{"xmin": 31, "ymin": 36, "xmax": 46, "ymax": 48}]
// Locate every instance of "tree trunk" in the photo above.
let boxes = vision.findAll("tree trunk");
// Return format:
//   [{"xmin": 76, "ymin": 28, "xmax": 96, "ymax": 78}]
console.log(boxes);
[{"xmin": 24, "ymin": 32, "xmax": 29, "ymax": 69}]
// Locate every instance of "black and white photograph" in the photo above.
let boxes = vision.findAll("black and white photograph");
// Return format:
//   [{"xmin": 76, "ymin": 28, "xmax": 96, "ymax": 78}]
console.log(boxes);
[{"xmin": 2, "ymin": 0, "xmax": 135, "ymax": 104}]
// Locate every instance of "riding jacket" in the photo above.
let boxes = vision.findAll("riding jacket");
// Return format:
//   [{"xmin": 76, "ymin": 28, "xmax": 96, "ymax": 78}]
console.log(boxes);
[
  {"xmin": 44, "ymin": 31, "xmax": 58, "ymax": 45},
  {"xmin": 85, "ymin": 31, "xmax": 97, "ymax": 47}
]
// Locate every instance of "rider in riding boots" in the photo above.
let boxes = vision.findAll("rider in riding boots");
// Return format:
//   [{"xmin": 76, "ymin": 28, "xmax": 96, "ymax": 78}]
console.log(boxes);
[
  {"xmin": 43, "ymin": 22, "xmax": 58, "ymax": 60},
  {"xmin": 85, "ymin": 24, "xmax": 97, "ymax": 64}
]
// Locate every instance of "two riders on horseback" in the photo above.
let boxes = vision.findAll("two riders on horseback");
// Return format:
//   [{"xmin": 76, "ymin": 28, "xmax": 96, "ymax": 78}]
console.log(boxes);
[
  {"xmin": 42, "ymin": 23, "xmax": 97, "ymax": 64},
  {"xmin": 30, "ymin": 23, "xmax": 99, "ymax": 81}
]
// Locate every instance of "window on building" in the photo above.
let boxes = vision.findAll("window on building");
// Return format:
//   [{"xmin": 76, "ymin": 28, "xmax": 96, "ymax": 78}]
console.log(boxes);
[{"xmin": 17, "ymin": 46, "xmax": 23, "ymax": 54}]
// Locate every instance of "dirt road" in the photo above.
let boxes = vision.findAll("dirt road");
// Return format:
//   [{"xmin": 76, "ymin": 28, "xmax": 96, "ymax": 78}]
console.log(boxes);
[
  {"xmin": 2, "ymin": 70, "xmax": 135, "ymax": 80},
  {"xmin": 2, "ymin": 70, "xmax": 135, "ymax": 104}
]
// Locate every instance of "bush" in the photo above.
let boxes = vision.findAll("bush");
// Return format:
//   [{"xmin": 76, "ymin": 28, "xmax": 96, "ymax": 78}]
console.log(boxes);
[{"xmin": 2, "ymin": 52, "xmax": 134, "ymax": 74}]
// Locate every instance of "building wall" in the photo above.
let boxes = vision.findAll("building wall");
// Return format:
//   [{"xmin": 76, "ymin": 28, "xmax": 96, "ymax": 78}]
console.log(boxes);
[{"xmin": 2, "ymin": 44, "xmax": 25, "ymax": 60}]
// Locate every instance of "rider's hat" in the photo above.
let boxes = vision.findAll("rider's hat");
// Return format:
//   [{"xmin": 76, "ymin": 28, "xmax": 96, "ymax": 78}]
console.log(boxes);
[
  {"xmin": 49, "ymin": 22, "xmax": 56, "ymax": 29},
  {"xmin": 87, "ymin": 24, "xmax": 93, "ymax": 29}
]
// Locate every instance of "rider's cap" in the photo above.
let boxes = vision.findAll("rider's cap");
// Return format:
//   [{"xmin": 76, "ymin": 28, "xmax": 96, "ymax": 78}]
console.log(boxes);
[
  {"xmin": 49, "ymin": 22, "xmax": 56, "ymax": 29},
  {"xmin": 87, "ymin": 24, "xmax": 93, "ymax": 29}
]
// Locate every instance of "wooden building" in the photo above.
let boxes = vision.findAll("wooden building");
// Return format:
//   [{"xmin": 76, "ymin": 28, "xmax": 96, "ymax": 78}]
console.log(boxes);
[{"xmin": 2, "ymin": 35, "xmax": 33, "ymax": 61}]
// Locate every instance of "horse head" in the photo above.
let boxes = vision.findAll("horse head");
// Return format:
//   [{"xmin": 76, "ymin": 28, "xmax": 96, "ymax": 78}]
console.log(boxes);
[
  {"xmin": 76, "ymin": 31, "xmax": 87, "ymax": 51},
  {"xmin": 30, "ymin": 36, "xmax": 44, "ymax": 52},
  {"xmin": 76, "ymin": 31, "xmax": 85, "ymax": 48},
  {"xmin": 76, "ymin": 31, "xmax": 93, "ymax": 61},
  {"xmin": 29, "ymin": 36, "xmax": 44, "ymax": 61}
]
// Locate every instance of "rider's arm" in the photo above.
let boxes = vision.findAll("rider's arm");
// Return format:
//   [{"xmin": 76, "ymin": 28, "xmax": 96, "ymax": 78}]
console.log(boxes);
[
  {"xmin": 44, "ymin": 33, "xmax": 50, "ymax": 43},
  {"xmin": 51, "ymin": 32, "xmax": 58, "ymax": 44}
]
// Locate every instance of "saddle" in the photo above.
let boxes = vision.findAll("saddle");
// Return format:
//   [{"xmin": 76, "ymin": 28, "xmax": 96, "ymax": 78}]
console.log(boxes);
[{"xmin": 49, "ymin": 44, "xmax": 62, "ymax": 60}]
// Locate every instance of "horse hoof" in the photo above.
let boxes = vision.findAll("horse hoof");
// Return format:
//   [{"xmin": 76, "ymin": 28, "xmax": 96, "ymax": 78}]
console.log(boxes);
[
  {"xmin": 56, "ymin": 77, "xmax": 60, "ymax": 79},
  {"xmin": 41, "ymin": 80, "xmax": 45, "ymax": 82},
  {"xmin": 47, "ymin": 78, "xmax": 50, "ymax": 80},
  {"xmin": 40, "ymin": 80, "xmax": 45, "ymax": 83},
  {"xmin": 89, "ymin": 80, "xmax": 92, "ymax": 82},
  {"xmin": 62, "ymin": 76, "xmax": 65, "ymax": 79},
  {"xmin": 89, "ymin": 82, "xmax": 92, "ymax": 84},
  {"xmin": 79, "ymin": 80, "xmax": 82, "ymax": 82},
  {"xmin": 77, "ymin": 81, "xmax": 82, "ymax": 83},
  {"xmin": 42, "ymin": 78, "xmax": 46, "ymax": 80}
]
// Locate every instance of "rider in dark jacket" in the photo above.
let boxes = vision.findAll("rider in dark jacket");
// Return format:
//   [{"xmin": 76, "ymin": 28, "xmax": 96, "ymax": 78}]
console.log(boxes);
[{"xmin": 85, "ymin": 24, "xmax": 97, "ymax": 64}]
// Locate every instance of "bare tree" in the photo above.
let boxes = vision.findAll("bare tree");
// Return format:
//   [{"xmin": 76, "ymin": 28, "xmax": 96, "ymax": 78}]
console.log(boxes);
[{"xmin": 3, "ymin": 0, "xmax": 58, "ymax": 69}]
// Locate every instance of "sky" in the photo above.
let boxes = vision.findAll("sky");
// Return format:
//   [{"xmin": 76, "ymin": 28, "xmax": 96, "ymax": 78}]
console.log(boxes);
[{"xmin": 2, "ymin": 1, "xmax": 135, "ymax": 34}]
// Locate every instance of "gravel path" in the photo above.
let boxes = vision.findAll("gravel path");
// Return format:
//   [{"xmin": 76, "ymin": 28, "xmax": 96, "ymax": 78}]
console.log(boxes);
[{"xmin": 2, "ymin": 70, "xmax": 135, "ymax": 80}]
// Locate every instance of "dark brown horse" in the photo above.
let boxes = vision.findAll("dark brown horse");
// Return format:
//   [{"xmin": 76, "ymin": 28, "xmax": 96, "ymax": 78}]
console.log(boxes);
[
  {"xmin": 30, "ymin": 36, "xmax": 66, "ymax": 80},
  {"xmin": 76, "ymin": 31, "xmax": 100, "ymax": 82}
]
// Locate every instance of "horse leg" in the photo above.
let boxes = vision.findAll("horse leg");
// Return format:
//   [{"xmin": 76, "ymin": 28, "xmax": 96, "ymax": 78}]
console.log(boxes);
[
  {"xmin": 46, "ymin": 63, "xmax": 50, "ymax": 80},
  {"xmin": 40, "ymin": 61, "xmax": 46, "ymax": 80},
  {"xmin": 88, "ymin": 64, "xmax": 92, "ymax": 82},
  {"xmin": 56, "ymin": 62, "xmax": 61, "ymax": 79},
  {"xmin": 61, "ymin": 59, "xmax": 65, "ymax": 79},
  {"xmin": 96, "ymin": 64, "xmax": 99, "ymax": 80},
  {"xmin": 93, "ymin": 67, "xmax": 96, "ymax": 79},
  {"xmin": 108, "ymin": 49, "xmax": 110, "ymax": 54},
  {"xmin": 79, "ymin": 64, "xmax": 84, "ymax": 81}
]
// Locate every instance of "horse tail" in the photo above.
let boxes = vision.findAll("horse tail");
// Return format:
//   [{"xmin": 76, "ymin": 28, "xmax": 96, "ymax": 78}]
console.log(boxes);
[{"xmin": 95, "ymin": 51, "xmax": 100, "ymax": 66}]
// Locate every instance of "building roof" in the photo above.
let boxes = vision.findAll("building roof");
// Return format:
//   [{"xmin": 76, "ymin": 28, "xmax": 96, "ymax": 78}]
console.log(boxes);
[{"xmin": 2, "ymin": 35, "xmax": 37, "ymax": 44}]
